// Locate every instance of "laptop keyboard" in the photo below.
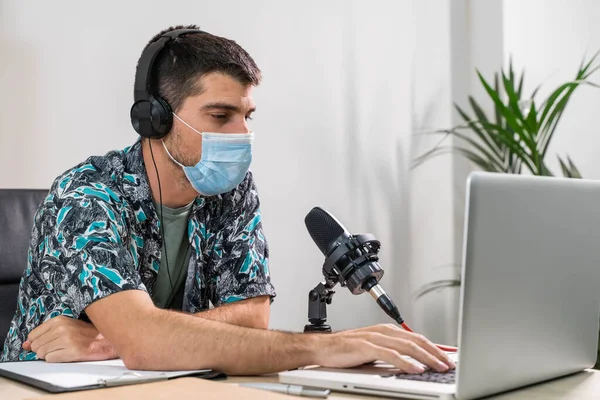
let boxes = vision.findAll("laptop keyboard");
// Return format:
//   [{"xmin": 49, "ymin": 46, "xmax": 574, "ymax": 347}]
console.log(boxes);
[{"xmin": 382, "ymin": 368, "xmax": 456, "ymax": 384}]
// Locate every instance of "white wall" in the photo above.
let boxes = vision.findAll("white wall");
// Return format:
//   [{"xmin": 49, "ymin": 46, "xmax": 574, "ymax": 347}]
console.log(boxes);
[
  {"xmin": 503, "ymin": 0, "xmax": 600, "ymax": 180},
  {"xmin": 2, "ymin": 0, "xmax": 543, "ymax": 341},
  {"xmin": 408, "ymin": 0, "xmax": 505, "ymax": 344},
  {"xmin": 408, "ymin": 0, "xmax": 459, "ymax": 342},
  {"xmin": 0, "ymin": 0, "xmax": 417, "ymax": 332}
]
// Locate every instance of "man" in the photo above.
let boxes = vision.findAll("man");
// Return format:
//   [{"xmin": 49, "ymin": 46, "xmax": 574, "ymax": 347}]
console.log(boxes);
[{"xmin": 1, "ymin": 25, "xmax": 455, "ymax": 375}]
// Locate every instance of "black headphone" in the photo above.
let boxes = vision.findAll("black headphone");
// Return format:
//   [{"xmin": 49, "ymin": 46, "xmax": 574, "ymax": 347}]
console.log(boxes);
[{"xmin": 130, "ymin": 28, "xmax": 205, "ymax": 139}]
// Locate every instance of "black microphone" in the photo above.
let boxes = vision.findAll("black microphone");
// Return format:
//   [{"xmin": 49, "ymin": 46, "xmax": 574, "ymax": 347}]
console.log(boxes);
[{"xmin": 304, "ymin": 206, "xmax": 404, "ymax": 324}]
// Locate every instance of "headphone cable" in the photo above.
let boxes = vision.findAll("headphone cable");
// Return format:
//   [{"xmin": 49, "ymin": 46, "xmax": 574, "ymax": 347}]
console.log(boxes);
[{"xmin": 148, "ymin": 139, "xmax": 174, "ymax": 294}]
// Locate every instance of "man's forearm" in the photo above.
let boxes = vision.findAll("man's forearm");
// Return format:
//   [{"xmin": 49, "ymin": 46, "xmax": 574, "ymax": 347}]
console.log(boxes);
[
  {"xmin": 125, "ymin": 307, "xmax": 316, "ymax": 374},
  {"xmin": 194, "ymin": 306, "xmax": 247, "ymax": 325},
  {"xmin": 193, "ymin": 297, "xmax": 269, "ymax": 329},
  {"xmin": 88, "ymin": 292, "xmax": 317, "ymax": 374},
  {"xmin": 87, "ymin": 292, "xmax": 456, "ymax": 376},
  {"xmin": 194, "ymin": 306, "xmax": 269, "ymax": 329}
]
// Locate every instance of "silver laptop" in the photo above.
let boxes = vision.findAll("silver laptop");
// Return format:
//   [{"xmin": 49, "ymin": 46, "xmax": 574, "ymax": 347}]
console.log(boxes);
[{"xmin": 280, "ymin": 171, "xmax": 600, "ymax": 399}]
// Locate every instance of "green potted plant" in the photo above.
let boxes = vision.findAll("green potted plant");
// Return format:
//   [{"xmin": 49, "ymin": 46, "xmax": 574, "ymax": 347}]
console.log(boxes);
[
  {"xmin": 413, "ymin": 52, "xmax": 600, "ymax": 177},
  {"xmin": 412, "ymin": 53, "xmax": 600, "ymax": 364}
]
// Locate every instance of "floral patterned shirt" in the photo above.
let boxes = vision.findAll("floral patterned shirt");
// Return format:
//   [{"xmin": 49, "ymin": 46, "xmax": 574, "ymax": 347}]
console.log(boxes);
[{"xmin": 1, "ymin": 140, "xmax": 276, "ymax": 361}]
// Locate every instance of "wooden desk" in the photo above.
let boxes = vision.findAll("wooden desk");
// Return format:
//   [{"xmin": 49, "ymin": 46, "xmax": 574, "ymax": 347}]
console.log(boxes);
[
  {"xmin": 2, "ymin": 369, "xmax": 600, "ymax": 399},
  {"xmin": 0, "ymin": 374, "xmax": 376, "ymax": 400}
]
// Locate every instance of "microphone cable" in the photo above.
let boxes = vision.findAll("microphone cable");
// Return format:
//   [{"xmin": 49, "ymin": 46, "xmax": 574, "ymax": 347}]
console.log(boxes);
[
  {"xmin": 400, "ymin": 322, "xmax": 457, "ymax": 353},
  {"xmin": 373, "ymin": 289, "xmax": 458, "ymax": 352}
]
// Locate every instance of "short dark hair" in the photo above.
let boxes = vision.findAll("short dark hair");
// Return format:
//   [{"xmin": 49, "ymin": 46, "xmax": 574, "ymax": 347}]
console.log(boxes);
[{"xmin": 140, "ymin": 24, "xmax": 262, "ymax": 113}]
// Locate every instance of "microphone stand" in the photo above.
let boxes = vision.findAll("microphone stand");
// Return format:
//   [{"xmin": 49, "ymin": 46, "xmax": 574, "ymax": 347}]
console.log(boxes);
[
  {"xmin": 303, "ymin": 232, "xmax": 383, "ymax": 333},
  {"xmin": 303, "ymin": 281, "xmax": 336, "ymax": 333}
]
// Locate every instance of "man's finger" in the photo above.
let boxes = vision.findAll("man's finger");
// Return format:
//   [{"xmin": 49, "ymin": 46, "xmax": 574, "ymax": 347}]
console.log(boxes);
[
  {"xmin": 30, "ymin": 328, "xmax": 62, "ymax": 354},
  {"xmin": 372, "ymin": 325, "xmax": 456, "ymax": 369},
  {"xmin": 33, "ymin": 336, "xmax": 63, "ymax": 360},
  {"xmin": 395, "ymin": 339, "xmax": 450, "ymax": 372},
  {"xmin": 407, "ymin": 333, "xmax": 456, "ymax": 369},
  {"xmin": 44, "ymin": 348, "xmax": 70, "ymax": 363},
  {"xmin": 27, "ymin": 315, "xmax": 69, "ymax": 342},
  {"xmin": 22, "ymin": 340, "xmax": 31, "ymax": 351},
  {"xmin": 367, "ymin": 344, "xmax": 425, "ymax": 374},
  {"xmin": 367, "ymin": 333, "xmax": 450, "ymax": 372},
  {"xmin": 27, "ymin": 320, "xmax": 54, "ymax": 343}
]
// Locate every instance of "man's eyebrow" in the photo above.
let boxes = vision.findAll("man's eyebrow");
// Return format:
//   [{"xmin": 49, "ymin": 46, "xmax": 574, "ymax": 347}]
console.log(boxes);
[{"xmin": 200, "ymin": 102, "xmax": 256, "ymax": 113}]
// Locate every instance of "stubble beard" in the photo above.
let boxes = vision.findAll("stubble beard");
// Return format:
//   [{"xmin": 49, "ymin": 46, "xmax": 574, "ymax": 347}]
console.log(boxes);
[{"xmin": 163, "ymin": 129, "xmax": 198, "ymax": 191}]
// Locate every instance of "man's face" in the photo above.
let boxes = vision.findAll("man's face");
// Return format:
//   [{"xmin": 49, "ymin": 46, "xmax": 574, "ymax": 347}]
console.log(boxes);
[{"xmin": 164, "ymin": 72, "xmax": 256, "ymax": 178}]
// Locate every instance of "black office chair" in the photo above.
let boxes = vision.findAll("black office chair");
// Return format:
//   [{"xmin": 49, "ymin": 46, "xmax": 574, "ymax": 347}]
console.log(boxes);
[{"xmin": 0, "ymin": 189, "xmax": 47, "ymax": 346}]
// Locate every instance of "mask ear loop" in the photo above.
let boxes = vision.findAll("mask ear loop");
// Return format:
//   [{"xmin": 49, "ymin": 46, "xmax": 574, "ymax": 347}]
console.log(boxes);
[
  {"xmin": 172, "ymin": 113, "xmax": 203, "ymax": 136},
  {"xmin": 173, "ymin": 112, "xmax": 254, "ymax": 138},
  {"xmin": 161, "ymin": 140, "xmax": 186, "ymax": 168}
]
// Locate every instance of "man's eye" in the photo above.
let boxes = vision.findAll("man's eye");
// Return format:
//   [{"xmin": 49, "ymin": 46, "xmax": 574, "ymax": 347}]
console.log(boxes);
[
  {"xmin": 211, "ymin": 114, "xmax": 228, "ymax": 121},
  {"xmin": 245, "ymin": 115, "xmax": 254, "ymax": 121}
]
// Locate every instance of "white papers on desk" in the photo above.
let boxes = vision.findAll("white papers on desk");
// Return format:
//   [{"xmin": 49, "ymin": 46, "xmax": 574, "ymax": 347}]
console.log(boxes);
[{"xmin": 0, "ymin": 358, "xmax": 210, "ymax": 389}]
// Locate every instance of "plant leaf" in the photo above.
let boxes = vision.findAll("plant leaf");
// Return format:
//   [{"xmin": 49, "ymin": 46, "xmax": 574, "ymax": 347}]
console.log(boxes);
[
  {"xmin": 558, "ymin": 156, "xmax": 570, "ymax": 177},
  {"xmin": 517, "ymin": 70, "xmax": 524, "ymax": 98},
  {"xmin": 539, "ymin": 161, "xmax": 555, "ymax": 177},
  {"xmin": 412, "ymin": 126, "xmax": 506, "ymax": 171},
  {"xmin": 467, "ymin": 96, "xmax": 490, "ymax": 123},
  {"xmin": 494, "ymin": 72, "xmax": 503, "ymax": 127},
  {"xmin": 478, "ymin": 70, "xmax": 539, "ymax": 171},
  {"xmin": 456, "ymin": 147, "xmax": 503, "ymax": 172},
  {"xmin": 559, "ymin": 155, "xmax": 583, "ymax": 178},
  {"xmin": 580, "ymin": 49, "xmax": 600, "ymax": 76},
  {"xmin": 501, "ymin": 69, "xmax": 536, "ymax": 142},
  {"xmin": 415, "ymin": 52, "xmax": 598, "ymax": 180},
  {"xmin": 526, "ymin": 100, "xmax": 539, "ymax": 134},
  {"xmin": 531, "ymin": 82, "xmax": 543, "ymax": 100},
  {"xmin": 444, "ymin": 127, "xmax": 506, "ymax": 170},
  {"xmin": 464, "ymin": 120, "xmax": 538, "ymax": 173},
  {"xmin": 463, "ymin": 98, "xmax": 504, "ymax": 153},
  {"xmin": 411, "ymin": 146, "xmax": 502, "ymax": 172},
  {"xmin": 538, "ymin": 80, "xmax": 597, "ymax": 157},
  {"xmin": 539, "ymin": 81, "xmax": 580, "ymax": 129}
]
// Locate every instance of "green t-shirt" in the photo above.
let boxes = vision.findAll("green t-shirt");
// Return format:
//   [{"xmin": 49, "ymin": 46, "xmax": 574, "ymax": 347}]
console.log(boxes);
[{"xmin": 151, "ymin": 200, "xmax": 194, "ymax": 309}]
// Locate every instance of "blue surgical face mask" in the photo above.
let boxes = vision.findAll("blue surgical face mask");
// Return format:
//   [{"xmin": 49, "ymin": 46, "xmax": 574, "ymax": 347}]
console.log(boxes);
[{"xmin": 162, "ymin": 113, "xmax": 253, "ymax": 196}]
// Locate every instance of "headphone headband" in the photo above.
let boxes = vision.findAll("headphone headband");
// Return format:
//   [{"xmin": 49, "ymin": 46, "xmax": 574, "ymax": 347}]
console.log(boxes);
[
  {"xmin": 130, "ymin": 28, "xmax": 205, "ymax": 139},
  {"xmin": 133, "ymin": 28, "xmax": 204, "ymax": 102}
]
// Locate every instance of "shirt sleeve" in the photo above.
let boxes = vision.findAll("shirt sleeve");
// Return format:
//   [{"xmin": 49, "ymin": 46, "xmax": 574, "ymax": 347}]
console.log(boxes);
[
  {"xmin": 206, "ymin": 171, "xmax": 277, "ymax": 307},
  {"xmin": 42, "ymin": 192, "xmax": 146, "ymax": 318}
]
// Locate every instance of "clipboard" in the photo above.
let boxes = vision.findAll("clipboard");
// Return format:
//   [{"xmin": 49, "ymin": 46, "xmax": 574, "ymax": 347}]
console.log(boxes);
[{"xmin": 0, "ymin": 358, "xmax": 226, "ymax": 393}]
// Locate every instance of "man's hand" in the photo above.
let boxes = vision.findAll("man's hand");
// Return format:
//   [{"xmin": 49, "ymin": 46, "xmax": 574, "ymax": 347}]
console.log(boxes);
[
  {"xmin": 315, "ymin": 324, "xmax": 456, "ymax": 373},
  {"xmin": 23, "ymin": 316, "xmax": 118, "ymax": 363}
]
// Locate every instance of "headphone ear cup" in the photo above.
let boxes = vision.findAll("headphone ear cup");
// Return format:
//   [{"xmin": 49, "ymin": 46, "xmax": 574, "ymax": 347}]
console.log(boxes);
[
  {"xmin": 130, "ymin": 100, "xmax": 153, "ymax": 138},
  {"xmin": 149, "ymin": 96, "xmax": 173, "ymax": 139},
  {"xmin": 130, "ymin": 96, "xmax": 172, "ymax": 139}
]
